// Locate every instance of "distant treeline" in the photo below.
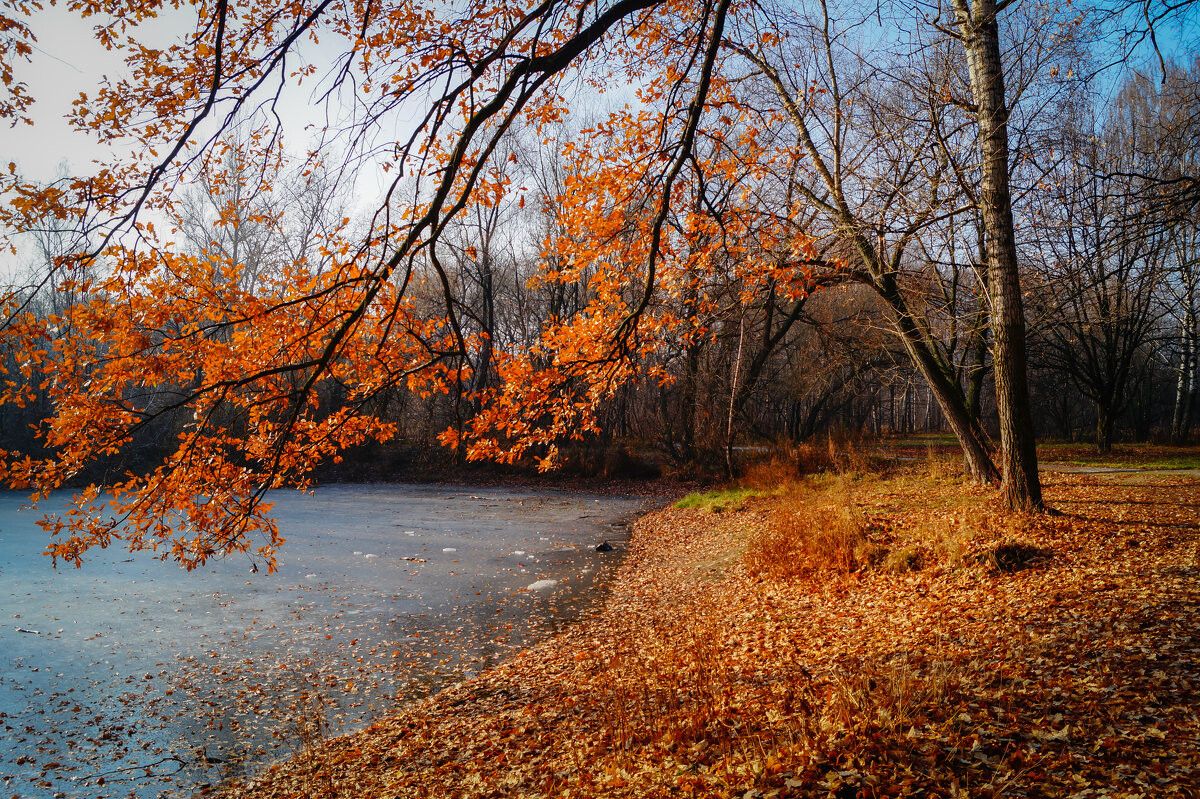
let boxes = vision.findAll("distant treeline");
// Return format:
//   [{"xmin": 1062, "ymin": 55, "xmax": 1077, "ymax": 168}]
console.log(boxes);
[{"xmin": 2, "ymin": 57, "xmax": 1197, "ymax": 480}]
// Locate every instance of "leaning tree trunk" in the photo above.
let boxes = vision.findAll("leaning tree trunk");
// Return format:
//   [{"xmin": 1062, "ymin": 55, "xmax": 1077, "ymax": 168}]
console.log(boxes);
[
  {"xmin": 903, "ymin": 335, "xmax": 999, "ymax": 483},
  {"xmin": 881, "ymin": 285, "xmax": 999, "ymax": 483},
  {"xmin": 964, "ymin": 230, "xmax": 990, "ymax": 422},
  {"xmin": 964, "ymin": 317, "xmax": 989, "ymax": 421},
  {"xmin": 953, "ymin": 0, "xmax": 1043, "ymax": 510}
]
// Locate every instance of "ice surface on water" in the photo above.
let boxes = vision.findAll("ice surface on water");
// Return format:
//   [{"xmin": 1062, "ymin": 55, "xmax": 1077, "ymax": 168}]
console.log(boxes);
[{"xmin": 0, "ymin": 484, "xmax": 641, "ymax": 799}]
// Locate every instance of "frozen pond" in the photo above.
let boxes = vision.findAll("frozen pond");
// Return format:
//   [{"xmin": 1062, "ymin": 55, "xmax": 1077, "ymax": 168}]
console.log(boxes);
[{"xmin": 0, "ymin": 484, "xmax": 642, "ymax": 798}]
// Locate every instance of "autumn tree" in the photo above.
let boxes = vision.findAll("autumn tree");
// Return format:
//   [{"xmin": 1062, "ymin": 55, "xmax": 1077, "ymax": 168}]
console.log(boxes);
[
  {"xmin": 731, "ymin": 2, "xmax": 1003, "ymax": 483},
  {"xmin": 0, "ymin": 0, "xmax": 1105, "ymax": 564},
  {"xmin": 0, "ymin": 0, "xmax": 827, "ymax": 568}
]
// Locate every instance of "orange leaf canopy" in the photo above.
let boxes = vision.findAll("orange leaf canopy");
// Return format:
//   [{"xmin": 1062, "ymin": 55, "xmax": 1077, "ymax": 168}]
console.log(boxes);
[{"xmin": 0, "ymin": 0, "xmax": 831, "ymax": 568}]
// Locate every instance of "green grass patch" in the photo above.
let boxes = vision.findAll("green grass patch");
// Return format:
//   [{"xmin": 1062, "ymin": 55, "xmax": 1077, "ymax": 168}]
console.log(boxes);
[
  {"xmin": 1057, "ymin": 456, "xmax": 1200, "ymax": 470},
  {"xmin": 674, "ymin": 487, "xmax": 768, "ymax": 511},
  {"xmin": 1038, "ymin": 442, "xmax": 1200, "ymax": 470}
]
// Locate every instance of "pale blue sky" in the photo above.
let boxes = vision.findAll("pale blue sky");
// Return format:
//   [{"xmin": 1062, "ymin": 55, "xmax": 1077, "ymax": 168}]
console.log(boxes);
[{"xmin": 0, "ymin": 0, "xmax": 1195, "ymax": 280}]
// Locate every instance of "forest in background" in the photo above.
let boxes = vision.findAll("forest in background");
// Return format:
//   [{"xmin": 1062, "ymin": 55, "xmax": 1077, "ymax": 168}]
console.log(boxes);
[
  {"xmin": 8, "ymin": 60, "xmax": 1197, "ymax": 478},
  {"xmin": 0, "ymin": 0, "xmax": 1196, "ymax": 567}
]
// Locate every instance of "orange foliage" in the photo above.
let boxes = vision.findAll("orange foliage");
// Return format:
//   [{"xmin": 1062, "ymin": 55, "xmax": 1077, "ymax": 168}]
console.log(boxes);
[{"xmin": 0, "ymin": 0, "xmax": 839, "ymax": 567}]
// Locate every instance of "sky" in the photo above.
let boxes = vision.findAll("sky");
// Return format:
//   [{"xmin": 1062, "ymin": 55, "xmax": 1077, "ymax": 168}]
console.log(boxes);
[
  {"xmin": 4, "ymin": 6, "xmax": 356, "ymax": 181},
  {"xmin": 0, "ymin": 3, "xmax": 620, "ymax": 280},
  {"xmin": 0, "ymin": 0, "xmax": 1196, "ymax": 280},
  {"xmin": 0, "ymin": 6, "xmax": 373, "ymax": 277},
  {"xmin": 6, "ymin": 7, "xmax": 174, "ymax": 184},
  {"xmin": 4, "ymin": 1, "xmax": 1198, "ymax": 179}
]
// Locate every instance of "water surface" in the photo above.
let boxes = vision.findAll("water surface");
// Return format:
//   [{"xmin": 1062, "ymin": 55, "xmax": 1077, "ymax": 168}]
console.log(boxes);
[{"xmin": 0, "ymin": 483, "xmax": 641, "ymax": 798}]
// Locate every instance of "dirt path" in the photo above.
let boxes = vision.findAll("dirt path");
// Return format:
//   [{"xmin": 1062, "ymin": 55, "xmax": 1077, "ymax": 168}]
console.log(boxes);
[{"xmin": 1042, "ymin": 461, "xmax": 1200, "ymax": 479}]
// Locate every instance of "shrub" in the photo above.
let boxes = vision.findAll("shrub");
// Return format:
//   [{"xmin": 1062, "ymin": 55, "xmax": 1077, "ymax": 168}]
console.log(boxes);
[
  {"xmin": 790, "ymin": 443, "xmax": 829, "ymax": 474},
  {"xmin": 826, "ymin": 433, "xmax": 870, "ymax": 475},
  {"xmin": 739, "ymin": 455, "xmax": 802, "ymax": 488}
]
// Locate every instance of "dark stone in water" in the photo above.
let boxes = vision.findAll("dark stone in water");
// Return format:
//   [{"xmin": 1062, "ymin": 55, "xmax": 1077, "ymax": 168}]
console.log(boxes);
[{"xmin": 595, "ymin": 540, "xmax": 614, "ymax": 552}]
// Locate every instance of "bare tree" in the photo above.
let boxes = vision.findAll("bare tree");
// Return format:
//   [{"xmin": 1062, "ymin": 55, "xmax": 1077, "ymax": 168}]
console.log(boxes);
[{"xmin": 735, "ymin": 3, "xmax": 1004, "ymax": 481}]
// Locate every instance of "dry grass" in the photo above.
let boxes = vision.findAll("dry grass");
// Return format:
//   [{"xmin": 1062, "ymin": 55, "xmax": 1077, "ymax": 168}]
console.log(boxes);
[
  {"xmin": 820, "ymin": 654, "xmax": 962, "ymax": 736},
  {"xmin": 744, "ymin": 478, "xmax": 871, "ymax": 580},
  {"xmin": 596, "ymin": 628, "xmax": 750, "ymax": 762},
  {"xmin": 286, "ymin": 690, "xmax": 339, "ymax": 798},
  {"xmin": 742, "ymin": 467, "xmax": 1044, "ymax": 581},
  {"xmin": 591, "ymin": 616, "xmax": 823, "ymax": 791},
  {"xmin": 899, "ymin": 510, "xmax": 983, "ymax": 568},
  {"xmin": 826, "ymin": 433, "xmax": 871, "ymax": 474},
  {"xmin": 790, "ymin": 442, "xmax": 835, "ymax": 475},
  {"xmin": 739, "ymin": 455, "xmax": 804, "ymax": 489},
  {"xmin": 880, "ymin": 545, "xmax": 924, "ymax": 573},
  {"xmin": 738, "ymin": 435, "xmax": 874, "ymax": 484}
]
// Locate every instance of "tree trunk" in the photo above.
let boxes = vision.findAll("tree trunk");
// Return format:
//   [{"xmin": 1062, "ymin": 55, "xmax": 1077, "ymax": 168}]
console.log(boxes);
[
  {"xmin": 1172, "ymin": 298, "xmax": 1196, "ymax": 444},
  {"xmin": 725, "ymin": 312, "xmax": 746, "ymax": 478},
  {"xmin": 1095, "ymin": 403, "xmax": 1115, "ymax": 454},
  {"xmin": 964, "ymin": 296, "xmax": 989, "ymax": 421},
  {"xmin": 909, "ymin": 341, "xmax": 999, "ymax": 483},
  {"xmin": 953, "ymin": 0, "xmax": 1043, "ymax": 510},
  {"xmin": 893, "ymin": 312, "xmax": 998, "ymax": 481},
  {"xmin": 871, "ymin": 275, "xmax": 999, "ymax": 482}
]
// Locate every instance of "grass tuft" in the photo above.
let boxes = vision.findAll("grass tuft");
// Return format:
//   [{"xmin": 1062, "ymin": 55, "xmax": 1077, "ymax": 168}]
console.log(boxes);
[
  {"xmin": 674, "ymin": 487, "xmax": 767, "ymax": 512},
  {"xmin": 881, "ymin": 545, "xmax": 924, "ymax": 573},
  {"xmin": 744, "ymin": 479, "xmax": 872, "ymax": 580},
  {"xmin": 737, "ymin": 466, "xmax": 1042, "ymax": 582},
  {"xmin": 826, "ymin": 433, "xmax": 871, "ymax": 475}
]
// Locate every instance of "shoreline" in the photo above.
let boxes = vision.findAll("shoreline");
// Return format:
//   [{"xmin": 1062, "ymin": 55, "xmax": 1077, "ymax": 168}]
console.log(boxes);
[
  {"xmin": 189, "ymin": 490, "xmax": 649, "ymax": 796},
  {"xmin": 206, "ymin": 467, "xmax": 1200, "ymax": 798},
  {"xmin": 1, "ymin": 482, "xmax": 649, "ymax": 799},
  {"xmin": 201, "ymin": 489, "xmax": 692, "ymax": 798}
]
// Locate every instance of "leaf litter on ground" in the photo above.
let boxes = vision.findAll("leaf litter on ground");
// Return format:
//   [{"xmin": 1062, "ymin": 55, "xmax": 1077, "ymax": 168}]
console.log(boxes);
[{"xmin": 208, "ymin": 469, "xmax": 1200, "ymax": 798}]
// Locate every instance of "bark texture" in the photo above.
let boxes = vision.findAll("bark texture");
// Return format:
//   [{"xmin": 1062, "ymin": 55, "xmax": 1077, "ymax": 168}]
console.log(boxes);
[{"xmin": 952, "ymin": 0, "xmax": 1043, "ymax": 509}]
